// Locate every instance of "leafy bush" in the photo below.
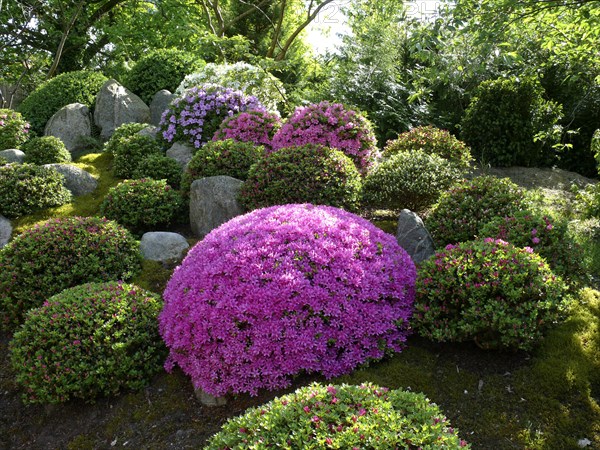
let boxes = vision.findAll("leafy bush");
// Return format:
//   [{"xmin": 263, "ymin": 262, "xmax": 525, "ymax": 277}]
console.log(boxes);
[
  {"xmin": 363, "ymin": 150, "xmax": 463, "ymax": 213},
  {"xmin": 181, "ymin": 139, "xmax": 262, "ymax": 194},
  {"xmin": 0, "ymin": 109, "xmax": 30, "ymax": 149},
  {"xmin": 0, "ymin": 157, "xmax": 7, "ymax": 165},
  {"xmin": 205, "ymin": 382, "xmax": 470, "ymax": 449},
  {"xmin": 176, "ymin": 62, "xmax": 285, "ymax": 112},
  {"xmin": 593, "ymin": 129, "xmax": 600, "ymax": 175},
  {"xmin": 240, "ymin": 144, "xmax": 363, "ymax": 211},
  {"xmin": 0, "ymin": 163, "xmax": 71, "ymax": 218},
  {"xmin": 100, "ymin": 179, "xmax": 183, "ymax": 233},
  {"xmin": 21, "ymin": 136, "xmax": 72, "ymax": 165},
  {"xmin": 413, "ymin": 238, "xmax": 568, "ymax": 350},
  {"xmin": 159, "ymin": 204, "xmax": 416, "ymax": 396},
  {"xmin": 159, "ymin": 84, "xmax": 264, "ymax": 149},
  {"xmin": 125, "ymin": 48, "xmax": 205, "ymax": 105},
  {"xmin": 460, "ymin": 76, "xmax": 562, "ymax": 167},
  {"xmin": 383, "ymin": 125, "xmax": 472, "ymax": 170},
  {"xmin": 427, "ymin": 176, "xmax": 526, "ymax": 246},
  {"xmin": 0, "ymin": 216, "xmax": 141, "ymax": 327},
  {"xmin": 212, "ymin": 110, "xmax": 281, "ymax": 152},
  {"xmin": 577, "ymin": 183, "xmax": 600, "ymax": 219},
  {"xmin": 104, "ymin": 122, "xmax": 148, "ymax": 155},
  {"xmin": 132, "ymin": 154, "xmax": 182, "ymax": 189},
  {"xmin": 9, "ymin": 282, "xmax": 165, "ymax": 404},
  {"xmin": 272, "ymin": 101, "xmax": 378, "ymax": 174},
  {"xmin": 18, "ymin": 70, "xmax": 108, "ymax": 135},
  {"xmin": 113, "ymin": 134, "xmax": 163, "ymax": 178}
]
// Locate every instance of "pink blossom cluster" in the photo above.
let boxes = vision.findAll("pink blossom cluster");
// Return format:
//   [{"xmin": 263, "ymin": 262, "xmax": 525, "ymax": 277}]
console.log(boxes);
[
  {"xmin": 212, "ymin": 110, "xmax": 281, "ymax": 152},
  {"xmin": 159, "ymin": 204, "xmax": 416, "ymax": 396},
  {"xmin": 271, "ymin": 101, "xmax": 378, "ymax": 174}
]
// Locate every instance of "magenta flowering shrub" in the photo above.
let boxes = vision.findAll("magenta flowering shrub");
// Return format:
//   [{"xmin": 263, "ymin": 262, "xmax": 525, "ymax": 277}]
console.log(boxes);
[
  {"xmin": 159, "ymin": 204, "xmax": 416, "ymax": 396},
  {"xmin": 212, "ymin": 110, "xmax": 281, "ymax": 152},
  {"xmin": 272, "ymin": 101, "xmax": 378, "ymax": 174},
  {"xmin": 159, "ymin": 84, "xmax": 265, "ymax": 149}
]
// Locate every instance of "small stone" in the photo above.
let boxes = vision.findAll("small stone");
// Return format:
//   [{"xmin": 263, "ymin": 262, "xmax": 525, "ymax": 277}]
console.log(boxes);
[
  {"xmin": 42, "ymin": 164, "xmax": 98, "ymax": 197},
  {"xmin": 195, "ymin": 388, "xmax": 227, "ymax": 407},
  {"xmin": 396, "ymin": 209, "xmax": 435, "ymax": 264},
  {"xmin": 140, "ymin": 232, "xmax": 189, "ymax": 262},
  {"xmin": 166, "ymin": 142, "xmax": 194, "ymax": 169},
  {"xmin": 0, "ymin": 149, "xmax": 25, "ymax": 164},
  {"xmin": 0, "ymin": 215, "xmax": 12, "ymax": 248},
  {"xmin": 578, "ymin": 438, "xmax": 592, "ymax": 448},
  {"xmin": 137, "ymin": 125, "xmax": 159, "ymax": 140},
  {"xmin": 150, "ymin": 89, "xmax": 175, "ymax": 127},
  {"xmin": 44, "ymin": 103, "xmax": 92, "ymax": 153}
]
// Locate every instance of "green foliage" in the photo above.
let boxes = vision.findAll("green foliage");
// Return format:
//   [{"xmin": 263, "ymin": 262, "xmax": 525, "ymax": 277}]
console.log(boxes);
[
  {"xmin": 132, "ymin": 154, "xmax": 182, "ymax": 189},
  {"xmin": 413, "ymin": 238, "xmax": 569, "ymax": 350},
  {"xmin": 427, "ymin": 175, "xmax": 526, "ymax": 246},
  {"xmin": 0, "ymin": 109, "xmax": 30, "ymax": 149},
  {"xmin": 113, "ymin": 135, "xmax": 163, "ymax": 179},
  {"xmin": 0, "ymin": 216, "xmax": 141, "ymax": 328},
  {"xmin": 125, "ymin": 48, "xmax": 205, "ymax": 105},
  {"xmin": 100, "ymin": 179, "xmax": 183, "ymax": 234},
  {"xmin": 384, "ymin": 125, "xmax": 473, "ymax": 170},
  {"xmin": 363, "ymin": 150, "xmax": 463, "ymax": 213},
  {"xmin": 460, "ymin": 76, "xmax": 562, "ymax": 167},
  {"xmin": 240, "ymin": 144, "xmax": 363, "ymax": 211},
  {"xmin": 17, "ymin": 71, "xmax": 108, "ymax": 135},
  {"xmin": 0, "ymin": 163, "xmax": 71, "ymax": 218},
  {"xmin": 206, "ymin": 382, "xmax": 470, "ymax": 449},
  {"xmin": 593, "ymin": 129, "xmax": 600, "ymax": 175},
  {"xmin": 577, "ymin": 183, "xmax": 600, "ymax": 219},
  {"xmin": 9, "ymin": 281, "xmax": 165, "ymax": 404},
  {"xmin": 181, "ymin": 139, "xmax": 263, "ymax": 194},
  {"xmin": 22, "ymin": 136, "xmax": 72, "ymax": 165},
  {"xmin": 104, "ymin": 123, "xmax": 148, "ymax": 155},
  {"xmin": 0, "ymin": 157, "xmax": 7, "ymax": 165}
]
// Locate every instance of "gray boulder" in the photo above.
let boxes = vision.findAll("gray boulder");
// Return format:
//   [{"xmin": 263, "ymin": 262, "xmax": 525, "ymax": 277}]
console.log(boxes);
[
  {"xmin": 0, "ymin": 215, "xmax": 11, "ymax": 248},
  {"xmin": 43, "ymin": 164, "xmax": 98, "ymax": 197},
  {"xmin": 166, "ymin": 142, "xmax": 194, "ymax": 169},
  {"xmin": 190, "ymin": 176, "xmax": 244, "ymax": 238},
  {"xmin": 396, "ymin": 209, "xmax": 435, "ymax": 264},
  {"xmin": 0, "ymin": 149, "xmax": 25, "ymax": 164},
  {"xmin": 137, "ymin": 125, "xmax": 159, "ymax": 140},
  {"xmin": 150, "ymin": 89, "xmax": 175, "ymax": 126},
  {"xmin": 140, "ymin": 232, "xmax": 189, "ymax": 262},
  {"xmin": 94, "ymin": 79, "xmax": 150, "ymax": 140},
  {"xmin": 44, "ymin": 103, "xmax": 91, "ymax": 152}
]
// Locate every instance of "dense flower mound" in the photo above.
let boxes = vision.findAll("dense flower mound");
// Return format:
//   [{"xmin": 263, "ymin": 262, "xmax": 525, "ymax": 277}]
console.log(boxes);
[
  {"xmin": 159, "ymin": 204, "xmax": 416, "ymax": 396},
  {"xmin": 159, "ymin": 84, "xmax": 264, "ymax": 149},
  {"xmin": 212, "ymin": 110, "xmax": 281, "ymax": 152},
  {"xmin": 205, "ymin": 382, "xmax": 470, "ymax": 449},
  {"xmin": 272, "ymin": 101, "xmax": 378, "ymax": 174},
  {"xmin": 0, "ymin": 216, "xmax": 141, "ymax": 327},
  {"xmin": 0, "ymin": 109, "xmax": 30, "ymax": 150},
  {"xmin": 10, "ymin": 282, "xmax": 165, "ymax": 404},
  {"xmin": 413, "ymin": 238, "xmax": 569, "ymax": 351}
]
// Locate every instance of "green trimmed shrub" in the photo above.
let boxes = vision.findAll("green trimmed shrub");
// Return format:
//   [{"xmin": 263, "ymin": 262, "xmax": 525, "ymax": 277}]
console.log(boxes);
[
  {"xmin": 239, "ymin": 144, "xmax": 362, "ymax": 211},
  {"xmin": 104, "ymin": 122, "xmax": 148, "ymax": 155},
  {"xmin": 132, "ymin": 154, "xmax": 182, "ymax": 189},
  {"xmin": 427, "ymin": 176, "xmax": 526, "ymax": 246},
  {"xmin": 384, "ymin": 125, "xmax": 472, "ymax": 170},
  {"xmin": 205, "ymin": 382, "xmax": 470, "ymax": 449},
  {"xmin": 125, "ymin": 48, "xmax": 205, "ymax": 105},
  {"xmin": 100, "ymin": 179, "xmax": 183, "ymax": 233},
  {"xmin": 18, "ymin": 70, "xmax": 108, "ymax": 135},
  {"xmin": 113, "ymin": 134, "xmax": 163, "ymax": 178},
  {"xmin": 0, "ymin": 157, "xmax": 8, "ymax": 165},
  {"xmin": 0, "ymin": 216, "xmax": 141, "ymax": 327},
  {"xmin": 21, "ymin": 136, "xmax": 72, "ymax": 165},
  {"xmin": 0, "ymin": 109, "xmax": 30, "ymax": 149},
  {"xmin": 181, "ymin": 139, "xmax": 263, "ymax": 194},
  {"xmin": 362, "ymin": 150, "xmax": 463, "ymax": 213},
  {"xmin": 460, "ymin": 76, "xmax": 562, "ymax": 167},
  {"xmin": 10, "ymin": 282, "xmax": 165, "ymax": 404},
  {"xmin": 0, "ymin": 163, "xmax": 71, "ymax": 218},
  {"xmin": 413, "ymin": 238, "xmax": 569, "ymax": 350}
]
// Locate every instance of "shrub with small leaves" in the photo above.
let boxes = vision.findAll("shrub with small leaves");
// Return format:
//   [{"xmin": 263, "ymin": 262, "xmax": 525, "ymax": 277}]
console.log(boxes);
[
  {"xmin": 22, "ymin": 136, "xmax": 72, "ymax": 165},
  {"xmin": 0, "ymin": 156, "xmax": 8, "ymax": 166},
  {"xmin": 363, "ymin": 149, "xmax": 463, "ymax": 213},
  {"xmin": 0, "ymin": 109, "xmax": 30, "ymax": 149},
  {"xmin": 427, "ymin": 176, "xmax": 526, "ymax": 246},
  {"xmin": 593, "ymin": 129, "xmax": 600, "ymax": 175},
  {"xmin": 577, "ymin": 183, "xmax": 600, "ymax": 219},
  {"xmin": 205, "ymin": 382, "xmax": 470, "ymax": 449},
  {"xmin": 240, "ymin": 144, "xmax": 363, "ymax": 211},
  {"xmin": 0, "ymin": 216, "xmax": 141, "ymax": 327},
  {"xmin": 413, "ymin": 238, "xmax": 569, "ymax": 350},
  {"xmin": 10, "ymin": 281, "xmax": 165, "ymax": 404},
  {"xmin": 104, "ymin": 122, "xmax": 148, "ymax": 155},
  {"xmin": 132, "ymin": 154, "xmax": 182, "ymax": 189},
  {"xmin": 100, "ymin": 179, "xmax": 183, "ymax": 233},
  {"xmin": 212, "ymin": 110, "xmax": 281, "ymax": 152},
  {"xmin": 113, "ymin": 134, "xmax": 163, "ymax": 179},
  {"xmin": 0, "ymin": 163, "xmax": 71, "ymax": 218}
]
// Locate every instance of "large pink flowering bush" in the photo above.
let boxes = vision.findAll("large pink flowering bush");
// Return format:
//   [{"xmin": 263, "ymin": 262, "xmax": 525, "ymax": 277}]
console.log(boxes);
[
  {"xmin": 159, "ymin": 204, "xmax": 416, "ymax": 396},
  {"xmin": 212, "ymin": 109, "xmax": 281, "ymax": 152},
  {"xmin": 272, "ymin": 101, "xmax": 378, "ymax": 174}
]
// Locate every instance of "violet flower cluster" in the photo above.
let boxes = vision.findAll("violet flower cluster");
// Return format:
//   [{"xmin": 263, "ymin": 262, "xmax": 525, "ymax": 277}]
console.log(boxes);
[
  {"xmin": 159, "ymin": 84, "xmax": 265, "ymax": 149},
  {"xmin": 159, "ymin": 204, "xmax": 416, "ymax": 396},
  {"xmin": 271, "ymin": 101, "xmax": 379, "ymax": 174},
  {"xmin": 212, "ymin": 110, "xmax": 282, "ymax": 152}
]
